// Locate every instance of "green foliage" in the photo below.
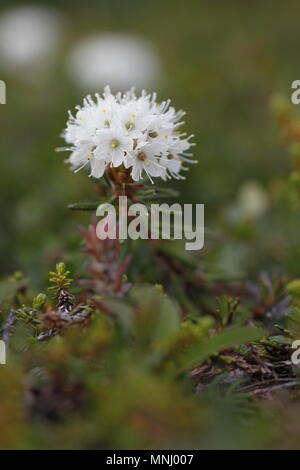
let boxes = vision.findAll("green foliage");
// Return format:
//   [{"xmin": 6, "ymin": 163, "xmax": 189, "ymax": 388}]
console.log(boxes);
[
  {"xmin": 0, "ymin": 268, "xmax": 295, "ymax": 450},
  {"xmin": 0, "ymin": 281, "xmax": 276, "ymax": 449},
  {"xmin": 287, "ymin": 279, "xmax": 300, "ymax": 298},
  {"xmin": 2, "ymin": 0, "xmax": 300, "ymax": 450},
  {"xmin": 215, "ymin": 295, "xmax": 240, "ymax": 326},
  {"xmin": 32, "ymin": 293, "xmax": 47, "ymax": 311},
  {"xmin": 178, "ymin": 326, "xmax": 265, "ymax": 372},
  {"xmin": 49, "ymin": 263, "xmax": 73, "ymax": 292}
]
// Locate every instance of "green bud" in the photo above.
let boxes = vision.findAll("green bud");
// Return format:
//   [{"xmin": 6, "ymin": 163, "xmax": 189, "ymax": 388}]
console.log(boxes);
[
  {"xmin": 32, "ymin": 293, "xmax": 47, "ymax": 310},
  {"xmin": 154, "ymin": 284, "xmax": 163, "ymax": 292},
  {"xmin": 56, "ymin": 262, "xmax": 66, "ymax": 275},
  {"xmin": 271, "ymin": 94, "xmax": 290, "ymax": 118},
  {"xmin": 12, "ymin": 270, "xmax": 23, "ymax": 281},
  {"xmin": 287, "ymin": 279, "xmax": 300, "ymax": 298},
  {"xmin": 290, "ymin": 172, "xmax": 300, "ymax": 188}
]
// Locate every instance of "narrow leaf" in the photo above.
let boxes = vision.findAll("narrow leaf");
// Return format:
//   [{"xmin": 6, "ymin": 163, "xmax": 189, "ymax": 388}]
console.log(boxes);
[
  {"xmin": 179, "ymin": 326, "xmax": 265, "ymax": 372},
  {"xmin": 68, "ymin": 202, "xmax": 100, "ymax": 211}
]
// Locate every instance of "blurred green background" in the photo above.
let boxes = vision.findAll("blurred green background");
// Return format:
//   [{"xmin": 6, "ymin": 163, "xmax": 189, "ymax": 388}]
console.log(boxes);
[{"xmin": 1, "ymin": 0, "xmax": 300, "ymax": 285}]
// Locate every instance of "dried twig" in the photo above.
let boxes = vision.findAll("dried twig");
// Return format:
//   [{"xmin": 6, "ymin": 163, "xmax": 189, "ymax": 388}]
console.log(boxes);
[
  {"xmin": 2, "ymin": 309, "xmax": 17, "ymax": 345},
  {"xmin": 37, "ymin": 305, "xmax": 92, "ymax": 341},
  {"xmin": 248, "ymin": 380, "xmax": 299, "ymax": 396}
]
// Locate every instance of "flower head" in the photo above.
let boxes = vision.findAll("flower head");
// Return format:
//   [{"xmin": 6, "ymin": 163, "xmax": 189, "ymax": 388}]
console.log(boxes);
[{"xmin": 60, "ymin": 86, "xmax": 195, "ymax": 182}]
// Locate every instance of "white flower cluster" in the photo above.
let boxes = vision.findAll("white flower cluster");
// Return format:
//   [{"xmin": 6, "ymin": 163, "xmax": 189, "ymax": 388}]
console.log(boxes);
[{"xmin": 61, "ymin": 87, "xmax": 195, "ymax": 183}]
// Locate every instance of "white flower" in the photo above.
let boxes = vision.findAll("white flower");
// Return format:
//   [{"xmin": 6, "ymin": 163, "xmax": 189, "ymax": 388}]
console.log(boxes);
[
  {"xmin": 69, "ymin": 140, "xmax": 107, "ymax": 179},
  {"xmin": 0, "ymin": 6, "xmax": 62, "ymax": 74},
  {"xmin": 224, "ymin": 180, "xmax": 269, "ymax": 225},
  {"xmin": 60, "ymin": 86, "xmax": 196, "ymax": 183},
  {"xmin": 160, "ymin": 156, "xmax": 182, "ymax": 181},
  {"xmin": 160, "ymin": 138, "xmax": 194, "ymax": 180},
  {"xmin": 124, "ymin": 139, "xmax": 166, "ymax": 182},
  {"xmin": 66, "ymin": 33, "xmax": 161, "ymax": 91},
  {"xmin": 237, "ymin": 181, "xmax": 269, "ymax": 219},
  {"xmin": 95, "ymin": 128, "xmax": 133, "ymax": 167}
]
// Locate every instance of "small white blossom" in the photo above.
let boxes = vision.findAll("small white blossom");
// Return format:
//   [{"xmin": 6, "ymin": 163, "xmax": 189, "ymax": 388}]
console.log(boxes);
[
  {"xmin": 95, "ymin": 127, "xmax": 133, "ymax": 167},
  {"xmin": 124, "ymin": 139, "xmax": 166, "ymax": 182},
  {"xmin": 60, "ymin": 86, "xmax": 196, "ymax": 183}
]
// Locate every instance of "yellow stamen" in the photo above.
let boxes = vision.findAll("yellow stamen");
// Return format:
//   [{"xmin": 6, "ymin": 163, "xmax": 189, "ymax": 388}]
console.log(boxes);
[
  {"xmin": 110, "ymin": 139, "xmax": 119, "ymax": 149},
  {"xmin": 126, "ymin": 121, "xmax": 134, "ymax": 130}
]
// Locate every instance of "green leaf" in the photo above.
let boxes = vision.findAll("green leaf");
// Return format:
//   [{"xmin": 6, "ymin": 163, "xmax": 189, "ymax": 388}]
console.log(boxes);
[
  {"xmin": 104, "ymin": 298, "xmax": 135, "ymax": 334},
  {"xmin": 0, "ymin": 279, "xmax": 26, "ymax": 303},
  {"xmin": 130, "ymin": 285, "xmax": 181, "ymax": 349},
  {"xmin": 136, "ymin": 186, "xmax": 180, "ymax": 200},
  {"xmin": 268, "ymin": 335, "xmax": 292, "ymax": 346},
  {"xmin": 179, "ymin": 326, "xmax": 265, "ymax": 372},
  {"xmin": 68, "ymin": 202, "xmax": 100, "ymax": 211}
]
